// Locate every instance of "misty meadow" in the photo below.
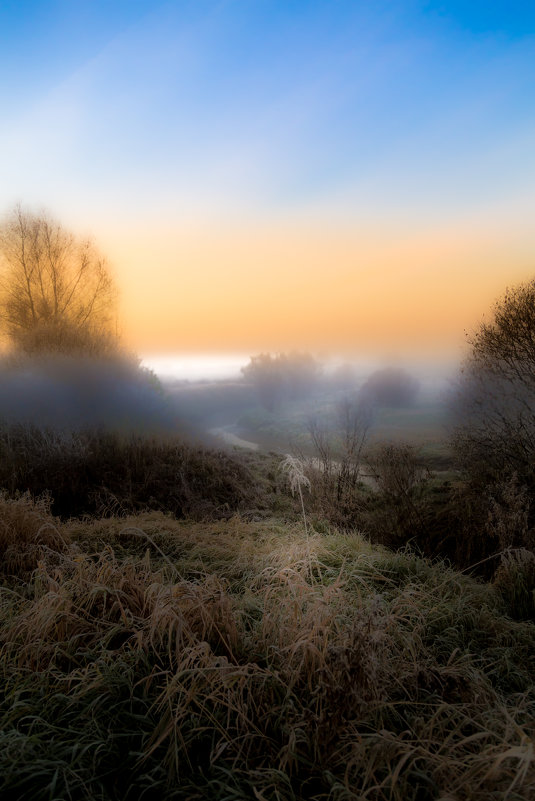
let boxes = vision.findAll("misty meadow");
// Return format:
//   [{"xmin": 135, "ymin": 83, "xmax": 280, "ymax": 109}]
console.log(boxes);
[
  {"xmin": 0, "ymin": 205, "xmax": 533, "ymax": 801},
  {"xmin": 2, "ymin": 2, "xmax": 535, "ymax": 800}
]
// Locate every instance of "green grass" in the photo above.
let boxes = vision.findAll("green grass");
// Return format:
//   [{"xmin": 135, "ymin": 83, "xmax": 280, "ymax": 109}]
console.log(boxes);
[{"xmin": 0, "ymin": 501, "xmax": 534, "ymax": 800}]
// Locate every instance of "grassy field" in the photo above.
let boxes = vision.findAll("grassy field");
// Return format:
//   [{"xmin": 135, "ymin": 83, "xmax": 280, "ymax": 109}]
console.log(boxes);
[
  {"xmin": 1, "ymin": 488, "xmax": 534, "ymax": 800},
  {"xmin": 234, "ymin": 395, "xmax": 453, "ymax": 470}
]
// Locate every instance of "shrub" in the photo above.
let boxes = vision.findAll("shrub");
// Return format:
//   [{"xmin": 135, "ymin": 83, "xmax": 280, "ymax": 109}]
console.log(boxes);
[
  {"xmin": 363, "ymin": 443, "xmax": 431, "ymax": 547},
  {"xmin": 304, "ymin": 397, "xmax": 371, "ymax": 528},
  {"xmin": 0, "ymin": 424, "xmax": 260, "ymax": 520}
]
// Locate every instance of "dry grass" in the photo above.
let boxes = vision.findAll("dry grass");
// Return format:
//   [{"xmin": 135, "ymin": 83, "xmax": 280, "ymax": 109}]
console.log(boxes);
[
  {"xmin": 0, "ymin": 512, "xmax": 534, "ymax": 800},
  {"xmin": 493, "ymin": 548, "xmax": 535, "ymax": 620},
  {"xmin": 0, "ymin": 491, "xmax": 68, "ymax": 579}
]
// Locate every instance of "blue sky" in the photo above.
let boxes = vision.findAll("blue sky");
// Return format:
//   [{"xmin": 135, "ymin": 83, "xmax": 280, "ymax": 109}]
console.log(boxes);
[
  {"xmin": 0, "ymin": 2, "xmax": 534, "ymax": 355},
  {"xmin": 2, "ymin": 1, "xmax": 533, "ymax": 219}
]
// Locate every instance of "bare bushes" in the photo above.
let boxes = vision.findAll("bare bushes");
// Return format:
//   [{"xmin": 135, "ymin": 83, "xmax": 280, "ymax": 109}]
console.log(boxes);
[
  {"xmin": 369, "ymin": 443, "xmax": 428, "ymax": 499},
  {"xmin": 452, "ymin": 366, "xmax": 535, "ymax": 492},
  {"xmin": 485, "ymin": 473, "xmax": 532, "ymax": 549},
  {"xmin": 0, "ymin": 424, "xmax": 260, "ymax": 520},
  {"xmin": 443, "ymin": 279, "xmax": 535, "ymax": 573},
  {"xmin": 362, "ymin": 448, "xmax": 535, "ymax": 572},
  {"xmin": 303, "ymin": 424, "xmax": 440, "ymax": 551},
  {"xmin": 445, "ymin": 471, "xmax": 535, "ymax": 582},
  {"xmin": 483, "ymin": 476, "xmax": 535, "ymax": 619},
  {"xmin": 365, "ymin": 443, "xmax": 432, "ymax": 547},
  {"xmin": 305, "ymin": 397, "xmax": 371, "ymax": 526}
]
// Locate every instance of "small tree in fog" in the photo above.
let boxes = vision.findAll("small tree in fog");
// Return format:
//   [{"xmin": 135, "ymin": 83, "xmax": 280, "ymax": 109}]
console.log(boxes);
[
  {"xmin": 242, "ymin": 351, "xmax": 320, "ymax": 411},
  {"xmin": 0, "ymin": 205, "xmax": 117, "ymax": 356},
  {"xmin": 241, "ymin": 353, "xmax": 285, "ymax": 411}
]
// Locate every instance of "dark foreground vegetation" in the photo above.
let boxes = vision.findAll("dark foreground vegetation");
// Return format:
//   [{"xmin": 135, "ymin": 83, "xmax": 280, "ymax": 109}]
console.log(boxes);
[
  {"xmin": 0, "ymin": 419, "xmax": 534, "ymax": 800},
  {"xmin": 0, "ymin": 424, "xmax": 261, "ymax": 520},
  {"xmin": 1, "ymin": 490, "xmax": 534, "ymax": 801}
]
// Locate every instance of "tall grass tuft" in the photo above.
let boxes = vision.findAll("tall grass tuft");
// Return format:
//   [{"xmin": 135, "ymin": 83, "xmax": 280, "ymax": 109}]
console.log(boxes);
[
  {"xmin": 280, "ymin": 454, "xmax": 311, "ymax": 536},
  {"xmin": 0, "ymin": 491, "xmax": 68, "ymax": 579},
  {"xmin": 493, "ymin": 547, "xmax": 535, "ymax": 620}
]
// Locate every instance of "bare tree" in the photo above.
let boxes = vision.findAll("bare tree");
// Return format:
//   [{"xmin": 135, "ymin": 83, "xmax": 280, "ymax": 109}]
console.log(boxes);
[
  {"xmin": 306, "ymin": 395, "xmax": 372, "ymax": 523},
  {"xmin": 452, "ymin": 278, "xmax": 535, "ymax": 490},
  {"xmin": 336, "ymin": 396, "xmax": 372, "ymax": 501},
  {"xmin": 0, "ymin": 205, "xmax": 118, "ymax": 356}
]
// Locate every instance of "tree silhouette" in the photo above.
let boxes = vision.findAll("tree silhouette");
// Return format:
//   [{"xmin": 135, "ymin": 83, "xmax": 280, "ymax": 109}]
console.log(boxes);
[
  {"xmin": 0, "ymin": 205, "xmax": 117, "ymax": 356},
  {"xmin": 452, "ymin": 278, "xmax": 535, "ymax": 489},
  {"xmin": 242, "ymin": 352, "xmax": 320, "ymax": 411}
]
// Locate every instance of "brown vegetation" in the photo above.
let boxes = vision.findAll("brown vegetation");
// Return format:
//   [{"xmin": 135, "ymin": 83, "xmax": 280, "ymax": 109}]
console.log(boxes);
[
  {"xmin": 0, "ymin": 491, "xmax": 68, "ymax": 579},
  {"xmin": 0, "ymin": 424, "xmax": 262, "ymax": 519},
  {"xmin": 0, "ymin": 508, "xmax": 533, "ymax": 800}
]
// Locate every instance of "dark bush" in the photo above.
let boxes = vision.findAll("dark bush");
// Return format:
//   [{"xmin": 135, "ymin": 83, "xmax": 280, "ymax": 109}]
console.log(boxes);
[{"xmin": 0, "ymin": 424, "xmax": 260, "ymax": 520}]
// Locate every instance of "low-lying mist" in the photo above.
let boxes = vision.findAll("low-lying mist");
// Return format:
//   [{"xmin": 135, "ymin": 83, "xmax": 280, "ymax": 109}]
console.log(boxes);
[
  {"xmin": 0, "ymin": 353, "xmax": 180, "ymax": 434},
  {"xmin": 0, "ymin": 348, "xmax": 458, "ymax": 452}
]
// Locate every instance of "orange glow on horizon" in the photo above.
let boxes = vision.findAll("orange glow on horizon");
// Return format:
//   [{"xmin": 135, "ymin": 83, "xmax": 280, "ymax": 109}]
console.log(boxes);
[{"xmin": 99, "ymin": 217, "xmax": 534, "ymax": 360}]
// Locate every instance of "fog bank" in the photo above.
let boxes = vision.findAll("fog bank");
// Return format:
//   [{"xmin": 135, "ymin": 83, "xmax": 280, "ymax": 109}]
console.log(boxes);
[{"xmin": 0, "ymin": 354, "xmax": 179, "ymax": 433}]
